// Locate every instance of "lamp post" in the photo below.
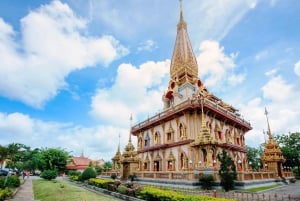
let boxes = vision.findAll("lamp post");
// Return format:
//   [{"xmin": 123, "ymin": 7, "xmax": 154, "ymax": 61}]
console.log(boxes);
[
  {"xmin": 249, "ymin": 161, "xmax": 252, "ymax": 171},
  {"xmin": 238, "ymin": 159, "xmax": 242, "ymax": 171},
  {"xmin": 189, "ymin": 160, "xmax": 193, "ymax": 170},
  {"xmin": 213, "ymin": 159, "xmax": 217, "ymax": 170},
  {"xmin": 198, "ymin": 160, "xmax": 202, "ymax": 170}
]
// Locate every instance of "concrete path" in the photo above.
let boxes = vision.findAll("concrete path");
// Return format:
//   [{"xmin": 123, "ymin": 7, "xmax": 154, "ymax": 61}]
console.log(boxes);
[
  {"xmin": 9, "ymin": 178, "xmax": 35, "ymax": 201},
  {"xmin": 257, "ymin": 182, "xmax": 300, "ymax": 201}
]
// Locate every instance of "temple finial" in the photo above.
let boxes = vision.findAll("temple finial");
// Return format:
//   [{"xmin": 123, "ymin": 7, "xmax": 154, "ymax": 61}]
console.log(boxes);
[
  {"xmin": 264, "ymin": 107, "xmax": 273, "ymax": 140},
  {"xmin": 129, "ymin": 114, "xmax": 132, "ymax": 143},
  {"xmin": 179, "ymin": 0, "xmax": 184, "ymax": 22},
  {"xmin": 118, "ymin": 133, "xmax": 121, "ymax": 151}
]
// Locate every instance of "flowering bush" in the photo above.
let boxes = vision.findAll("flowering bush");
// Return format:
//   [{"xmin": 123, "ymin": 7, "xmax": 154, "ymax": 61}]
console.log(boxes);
[{"xmin": 137, "ymin": 186, "xmax": 235, "ymax": 201}]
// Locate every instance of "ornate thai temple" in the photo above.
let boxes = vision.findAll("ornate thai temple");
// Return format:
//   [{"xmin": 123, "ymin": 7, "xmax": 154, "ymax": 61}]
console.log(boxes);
[{"xmin": 109, "ymin": 1, "xmax": 292, "ymax": 187}]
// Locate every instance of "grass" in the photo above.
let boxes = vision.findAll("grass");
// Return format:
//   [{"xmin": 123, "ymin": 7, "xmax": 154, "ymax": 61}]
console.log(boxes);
[
  {"xmin": 242, "ymin": 184, "xmax": 281, "ymax": 193},
  {"xmin": 33, "ymin": 179, "xmax": 117, "ymax": 201}
]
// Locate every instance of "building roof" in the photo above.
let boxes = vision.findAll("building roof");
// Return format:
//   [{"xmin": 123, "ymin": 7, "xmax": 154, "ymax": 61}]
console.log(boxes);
[{"xmin": 66, "ymin": 156, "xmax": 91, "ymax": 170}]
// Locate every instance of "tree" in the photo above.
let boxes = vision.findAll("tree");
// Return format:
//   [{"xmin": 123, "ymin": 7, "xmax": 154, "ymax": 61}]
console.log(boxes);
[
  {"xmin": 217, "ymin": 149, "xmax": 237, "ymax": 191},
  {"xmin": 275, "ymin": 132, "xmax": 300, "ymax": 176},
  {"xmin": 39, "ymin": 148, "xmax": 69, "ymax": 172},
  {"xmin": 246, "ymin": 145, "xmax": 263, "ymax": 171},
  {"xmin": 103, "ymin": 161, "xmax": 113, "ymax": 172},
  {"xmin": 23, "ymin": 148, "xmax": 43, "ymax": 174}
]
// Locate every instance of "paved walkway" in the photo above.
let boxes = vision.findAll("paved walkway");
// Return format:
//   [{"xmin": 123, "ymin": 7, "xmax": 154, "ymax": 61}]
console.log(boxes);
[
  {"xmin": 257, "ymin": 182, "xmax": 300, "ymax": 200},
  {"xmin": 9, "ymin": 178, "xmax": 35, "ymax": 201}
]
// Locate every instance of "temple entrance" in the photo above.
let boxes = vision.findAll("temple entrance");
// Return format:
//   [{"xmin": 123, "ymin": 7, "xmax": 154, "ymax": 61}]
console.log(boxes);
[
  {"xmin": 154, "ymin": 161, "xmax": 159, "ymax": 171},
  {"xmin": 122, "ymin": 163, "xmax": 130, "ymax": 179}
]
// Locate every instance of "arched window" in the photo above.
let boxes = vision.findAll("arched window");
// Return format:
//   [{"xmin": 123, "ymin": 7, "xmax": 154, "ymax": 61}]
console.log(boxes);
[
  {"xmin": 144, "ymin": 133, "xmax": 150, "ymax": 148},
  {"xmin": 154, "ymin": 132, "xmax": 160, "ymax": 145},
  {"xmin": 179, "ymin": 123, "xmax": 184, "ymax": 138}
]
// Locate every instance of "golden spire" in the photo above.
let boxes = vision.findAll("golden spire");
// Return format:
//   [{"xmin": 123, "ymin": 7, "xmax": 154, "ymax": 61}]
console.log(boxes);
[
  {"xmin": 264, "ymin": 107, "xmax": 273, "ymax": 141},
  {"xmin": 170, "ymin": 0, "xmax": 198, "ymax": 85},
  {"xmin": 129, "ymin": 114, "xmax": 132, "ymax": 143}
]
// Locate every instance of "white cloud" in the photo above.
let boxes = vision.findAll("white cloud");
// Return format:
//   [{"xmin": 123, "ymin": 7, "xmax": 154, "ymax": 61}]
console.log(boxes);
[
  {"xmin": 90, "ymin": 60, "xmax": 169, "ymax": 126},
  {"xmin": 240, "ymin": 75, "xmax": 300, "ymax": 147},
  {"xmin": 262, "ymin": 76, "xmax": 293, "ymax": 102},
  {"xmin": 228, "ymin": 74, "xmax": 245, "ymax": 85},
  {"xmin": 137, "ymin": 39, "xmax": 158, "ymax": 52},
  {"xmin": 0, "ymin": 1, "xmax": 128, "ymax": 108},
  {"xmin": 0, "ymin": 112, "xmax": 132, "ymax": 161},
  {"xmin": 265, "ymin": 68, "xmax": 278, "ymax": 76},
  {"xmin": 294, "ymin": 60, "xmax": 300, "ymax": 77},
  {"xmin": 197, "ymin": 40, "xmax": 241, "ymax": 88}
]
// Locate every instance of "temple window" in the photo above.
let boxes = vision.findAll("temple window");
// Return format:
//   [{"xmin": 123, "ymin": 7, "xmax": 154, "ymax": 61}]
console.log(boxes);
[
  {"xmin": 144, "ymin": 162, "xmax": 148, "ymax": 170},
  {"xmin": 144, "ymin": 133, "xmax": 150, "ymax": 148},
  {"xmin": 154, "ymin": 132, "xmax": 160, "ymax": 145},
  {"xmin": 179, "ymin": 124, "xmax": 183, "ymax": 138},
  {"xmin": 167, "ymin": 132, "xmax": 172, "ymax": 142},
  {"xmin": 218, "ymin": 131, "xmax": 222, "ymax": 140},
  {"xmin": 138, "ymin": 137, "xmax": 143, "ymax": 149}
]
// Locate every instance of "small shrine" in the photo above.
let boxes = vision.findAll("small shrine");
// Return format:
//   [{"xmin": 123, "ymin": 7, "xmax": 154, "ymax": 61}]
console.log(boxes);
[
  {"xmin": 119, "ymin": 130, "xmax": 139, "ymax": 179},
  {"xmin": 112, "ymin": 135, "xmax": 122, "ymax": 171},
  {"xmin": 261, "ymin": 108, "xmax": 285, "ymax": 178}
]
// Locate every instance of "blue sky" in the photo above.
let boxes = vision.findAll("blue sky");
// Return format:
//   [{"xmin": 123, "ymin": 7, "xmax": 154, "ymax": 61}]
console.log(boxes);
[{"xmin": 0, "ymin": 0, "xmax": 299, "ymax": 161}]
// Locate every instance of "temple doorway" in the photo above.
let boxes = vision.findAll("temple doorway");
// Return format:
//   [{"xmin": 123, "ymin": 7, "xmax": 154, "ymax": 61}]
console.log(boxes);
[
  {"xmin": 154, "ymin": 161, "xmax": 159, "ymax": 171},
  {"xmin": 122, "ymin": 163, "xmax": 130, "ymax": 179}
]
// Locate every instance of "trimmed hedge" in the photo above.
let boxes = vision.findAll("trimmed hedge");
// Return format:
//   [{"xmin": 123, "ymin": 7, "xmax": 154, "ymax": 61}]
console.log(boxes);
[
  {"xmin": 137, "ymin": 186, "xmax": 235, "ymax": 201},
  {"xmin": 88, "ymin": 178, "xmax": 114, "ymax": 189}
]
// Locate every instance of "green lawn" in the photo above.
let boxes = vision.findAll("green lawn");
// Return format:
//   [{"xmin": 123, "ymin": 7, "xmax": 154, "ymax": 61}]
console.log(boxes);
[
  {"xmin": 243, "ymin": 184, "xmax": 281, "ymax": 193},
  {"xmin": 33, "ymin": 179, "xmax": 117, "ymax": 201}
]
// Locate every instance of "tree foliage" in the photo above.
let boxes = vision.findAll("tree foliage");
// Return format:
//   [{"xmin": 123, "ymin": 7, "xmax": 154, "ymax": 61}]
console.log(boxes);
[
  {"xmin": 246, "ymin": 145, "xmax": 263, "ymax": 171},
  {"xmin": 274, "ymin": 132, "xmax": 300, "ymax": 176},
  {"xmin": 217, "ymin": 149, "xmax": 237, "ymax": 191},
  {"xmin": 39, "ymin": 148, "xmax": 69, "ymax": 172}
]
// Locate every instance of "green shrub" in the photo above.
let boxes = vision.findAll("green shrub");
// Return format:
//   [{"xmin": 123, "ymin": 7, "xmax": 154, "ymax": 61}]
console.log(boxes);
[
  {"xmin": 0, "ymin": 188, "xmax": 12, "ymax": 201},
  {"xmin": 7, "ymin": 176, "xmax": 20, "ymax": 188},
  {"xmin": 117, "ymin": 184, "xmax": 128, "ymax": 195},
  {"xmin": 128, "ymin": 174, "xmax": 136, "ymax": 182},
  {"xmin": 68, "ymin": 170, "xmax": 81, "ymax": 176},
  {"xmin": 0, "ymin": 176, "xmax": 20, "ymax": 188},
  {"xmin": 81, "ymin": 167, "xmax": 96, "ymax": 181},
  {"xmin": 199, "ymin": 174, "xmax": 214, "ymax": 190},
  {"xmin": 289, "ymin": 178, "xmax": 296, "ymax": 183},
  {"xmin": 111, "ymin": 173, "xmax": 117, "ymax": 180},
  {"xmin": 40, "ymin": 170, "xmax": 57, "ymax": 180}
]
